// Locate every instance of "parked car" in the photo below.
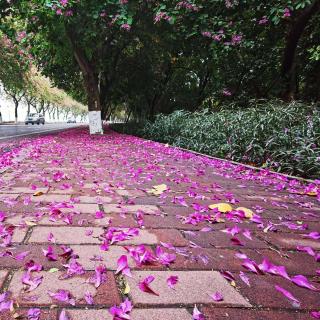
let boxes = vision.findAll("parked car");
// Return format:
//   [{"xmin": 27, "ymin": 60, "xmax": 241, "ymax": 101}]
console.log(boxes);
[
  {"xmin": 67, "ymin": 118, "xmax": 76, "ymax": 123},
  {"xmin": 25, "ymin": 113, "xmax": 45, "ymax": 125}
]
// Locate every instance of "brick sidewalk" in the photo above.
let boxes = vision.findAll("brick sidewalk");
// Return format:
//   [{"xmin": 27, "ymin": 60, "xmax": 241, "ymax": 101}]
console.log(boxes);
[{"xmin": 0, "ymin": 127, "xmax": 319, "ymax": 319}]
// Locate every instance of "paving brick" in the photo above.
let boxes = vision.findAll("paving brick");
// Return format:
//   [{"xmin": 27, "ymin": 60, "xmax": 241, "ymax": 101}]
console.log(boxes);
[
  {"xmin": 0, "ymin": 201, "xmax": 39, "ymax": 213},
  {"xmin": 0, "ymin": 309, "xmax": 57, "ymax": 320},
  {"xmin": 12, "ymin": 226, "xmax": 28, "ymax": 243},
  {"xmin": 183, "ymin": 230, "xmax": 267, "ymax": 249},
  {"xmin": 261, "ymin": 233, "xmax": 320, "ymax": 250},
  {"xmin": 0, "ymin": 270, "xmax": 8, "ymax": 288},
  {"xmin": 0, "ymin": 245, "xmax": 64, "ymax": 269},
  {"xmin": 70, "ymin": 245, "xmax": 128, "ymax": 270},
  {"xmin": 31, "ymin": 194, "xmax": 71, "ymax": 203},
  {"xmin": 71, "ymin": 203, "xmax": 102, "ymax": 214},
  {"xmin": 235, "ymin": 274, "xmax": 320, "ymax": 309},
  {"xmin": 70, "ymin": 245, "xmax": 163, "ymax": 271},
  {"xmin": 202, "ymin": 307, "xmax": 309, "ymax": 320},
  {"xmin": 92, "ymin": 214, "xmax": 137, "ymax": 228},
  {"xmin": 77, "ymin": 196, "xmax": 113, "ymax": 204},
  {"xmin": 160, "ymin": 205, "xmax": 206, "ymax": 216},
  {"xmin": 28, "ymin": 226, "xmax": 103, "ymax": 244},
  {"xmin": 62, "ymin": 203, "xmax": 100, "ymax": 214},
  {"xmin": 130, "ymin": 196, "xmax": 167, "ymax": 206},
  {"xmin": 62, "ymin": 309, "xmax": 112, "ymax": 320},
  {"xmin": 0, "ymin": 187, "xmax": 49, "ymax": 194},
  {"xmin": 103, "ymin": 204, "xmax": 159, "ymax": 214},
  {"xmin": 0, "ymin": 194, "xmax": 19, "ymax": 201},
  {"xmin": 131, "ymin": 308, "xmax": 192, "ymax": 319},
  {"xmin": 116, "ymin": 189, "xmax": 146, "ymax": 197},
  {"xmin": 27, "ymin": 226, "xmax": 185, "ymax": 246},
  {"xmin": 152, "ymin": 229, "xmax": 188, "ymax": 246},
  {"xmin": 48, "ymin": 187, "xmax": 75, "ymax": 194},
  {"xmin": 6, "ymin": 212, "xmax": 137, "ymax": 228},
  {"xmin": 171, "ymin": 247, "xmax": 320, "ymax": 275},
  {"xmin": 127, "ymin": 271, "xmax": 251, "ymax": 307},
  {"xmin": 8, "ymin": 271, "xmax": 120, "ymax": 306},
  {"xmin": 143, "ymin": 215, "xmax": 202, "ymax": 230}
]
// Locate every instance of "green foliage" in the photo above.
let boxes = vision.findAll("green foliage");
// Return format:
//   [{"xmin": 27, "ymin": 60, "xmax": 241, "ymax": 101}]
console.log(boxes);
[
  {"xmin": 113, "ymin": 101, "xmax": 320, "ymax": 179},
  {"xmin": 4, "ymin": 0, "xmax": 319, "ymax": 118}
]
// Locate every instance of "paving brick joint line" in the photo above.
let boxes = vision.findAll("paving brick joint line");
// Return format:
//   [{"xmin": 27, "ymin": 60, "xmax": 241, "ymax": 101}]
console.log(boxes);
[{"xmin": 0, "ymin": 127, "xmax": 319, "ymax": 319}]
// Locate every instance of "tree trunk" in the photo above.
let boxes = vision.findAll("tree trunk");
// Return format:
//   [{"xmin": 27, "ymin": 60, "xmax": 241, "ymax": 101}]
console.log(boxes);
[
  {"xmin": 13, "ymin": 99, "xmax": 18, "ymax": 123},
  {"xmin": 281, "ymin": 0, "xmax": 320, "ymax": 100},
  {"xmin": 27, "ymin": 102, "xmax": 31, "ymax": 115},
  {"xmin": 66, "ymin": 27, "xmax": 103, "ymax": 134}
]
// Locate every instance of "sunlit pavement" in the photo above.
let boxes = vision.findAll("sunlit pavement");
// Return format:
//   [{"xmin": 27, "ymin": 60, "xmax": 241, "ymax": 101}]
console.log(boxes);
[{"xmin": 0, "ymin": 127, "xmax": 319, "ymax": 319}]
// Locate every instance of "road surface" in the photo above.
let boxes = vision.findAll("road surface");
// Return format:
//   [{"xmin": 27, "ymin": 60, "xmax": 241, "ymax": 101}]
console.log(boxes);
[{"xmin": 0, "ymin": 123, "xmax": 82, "ymax": 141}]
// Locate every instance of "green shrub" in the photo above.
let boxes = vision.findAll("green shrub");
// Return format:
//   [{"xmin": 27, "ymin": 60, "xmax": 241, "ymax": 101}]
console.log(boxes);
[{"xmin": 111, "ymin": 101, "xmax": 320, "ymax": 179}]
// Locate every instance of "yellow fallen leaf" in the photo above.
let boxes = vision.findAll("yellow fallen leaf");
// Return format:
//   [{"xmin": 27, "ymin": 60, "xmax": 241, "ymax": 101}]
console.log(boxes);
[
  {"xmin": 33, "ymin": 191, "xmax": 44, "ymax": 197},
  {"xmin": 148, "ymin": 184, "xmax": 168, "ymax": 196},
  {"xmin": 306, "ymin": 192, "xmax": 317, "ymax": 197},
  {"xmin": 230, "ymin": 280, "xmax": 236, "ymax": 287},
  {"xmin": 236, "ymin": 207, "xmax": 254, "ymax": 219},
  {"xmin": 209, "ymin": 203, "xmax": 232, "ymax": 213},
  {"xmin": 297, "ymin": 221, "xmax": 303, "ymax": 225},
  {"xmin": 49, "ymin": 268, "xmax": 59, "ymax": 273},
  {"xmin": 25, "ymin": 221, "xmax": 37, "ymax": 226},
  {"xmin": 124, "ymin": 282, "xmax": 130, "ymax": 294}
]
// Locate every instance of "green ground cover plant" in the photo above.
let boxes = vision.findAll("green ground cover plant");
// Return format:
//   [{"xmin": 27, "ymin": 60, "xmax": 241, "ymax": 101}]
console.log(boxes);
[{"xmin": 112, "ymin": 101, "xmax": 320, "ymax": 179}]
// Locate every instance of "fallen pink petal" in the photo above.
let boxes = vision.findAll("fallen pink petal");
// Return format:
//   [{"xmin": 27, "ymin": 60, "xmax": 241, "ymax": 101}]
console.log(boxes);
[
  {"xmin": 115, "ymin": 255, "xmax": 132, "ymax": 277},
  {"xmin": 138, "ymin": 275, "xmax": 159, "ymax": 296},
  {"xmin": 48, "ymin": 289, "xmax": 76, "ymax": 306},
  {"xmin": 167, "ymin": 275, "xmax": 179, "ymax": 289},
  {"xmin": 291, "ymin": 275, "xmax": 319, "ymax": 291},
  {"xmin": 211, "ymin": 291, "xmax": 224, "ymax": 301},
  {"xmin": 27, "ymin": 308, "xmax": 41, "ymax": 320},
  {"xmin": 275, "ymin": 285, "xmax": 300, "ymax": 307},
  {"xmin": 193, "ymin": 305, "xmax": 205, "ymax": 320}
]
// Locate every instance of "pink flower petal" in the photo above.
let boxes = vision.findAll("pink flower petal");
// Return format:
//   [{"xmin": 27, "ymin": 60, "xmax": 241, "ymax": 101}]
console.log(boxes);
[
  {"xmin": 59, "ymin": 309, "xmax": 70, "ymax": 320},
  {"xmin": 192, "ymin": 305, "xmax": 205, "ymax": 320},
  {"xmin": 297, "ymin": 245, "xmax": 315, "ymax": 256},
  {"xmin": 115, "ymin": 255, "xmax": 132, "ymax": 277},
  {"xmin": 89, "ymin": 264, "xmax": 107, "ymax": 288},
  {"xmin": 48, "ymin": 289, "xmax": 75, "ymax": 306},
  {"xmin": 47, "ymin": 232, "xmax": 56, "ymax": 243},
  {"xmin": 275, "ymin": 285, "xmax": 300, "ymax": 307},
  {"xmin": 27, "ymin": 308, "xmax": 41, "ymax": 320},
  {"xmin": 303, "ymin": 232, "xmax": 320, "ymax": 240},
  {"xmin": 15, "ymin": 251, "xmax": 30, "ymax": 261},
  {"xmin": 22, "ymin": 272, "xmax": 43, "ymax": 292},
  {"xmin": 211, "ymin": 291, "xmax": 223, "ymax": 301},
  {"xmin": 239, "ymin": 271, "xmax": 250, "ymax": 286},
  {"xmin": 155, "ymin": 245, "xmax": 176, "ymax": 266},
  {"xmin": 291, "ymin": 275, "xmax": 319, "ymax": 291},
  {"xmin": 242, "ymin": 229, "xmax": 252, "ymax": 240},
  {"xmin": 109, "ymin": 298, "xmax": 132, "ymax": 319},
  {"xmin": 84, "ymin": 291, "xmax": 94, "ymax": 305},
  {"xmin": 42, "ymin": 246, "xmax": 57, "ymax": 261},
  {"xmin": 95, "ymin": 211, "xmax": 105, "ymax": 219},
  {"xmin": 138, "ymin": 275, "xmax": 159, "ymax": 296},
  {"xmin": 230, "ymin": 237, "xmax": 244, "ymax": 246},
  {"xmin": 167, "ymin": 275, "xmax": 178, "ymax": 289}
]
